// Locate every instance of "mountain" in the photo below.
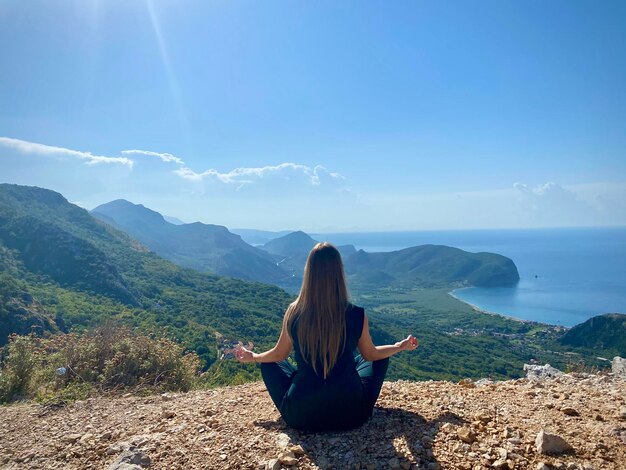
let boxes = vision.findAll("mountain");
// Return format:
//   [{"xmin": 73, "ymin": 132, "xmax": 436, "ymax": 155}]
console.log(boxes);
[
  {"xmin": 91, "ymin": 200, "xmax": 289, "ymax": 285},
  {"xmin": 0, "ymin": 184, "xmax": 607, "ymax": 386},
  {"xmin": 0, "ymin": 189, "xmax": 137, "ymax": 305},
  {"xmin": 345, "ymin": 245, "xmax": 520, "ymax": 288},
  {"xmin": 231, "ymin": 228, "xmax": 293, "ymax": 245},
  {"xmin": 260, "ymin": 231, "xmax": 357, "ymax": 283},
  {"xmin": 559, "ymin": 313, "xmax": 626, "ymax": 355},
  {"xmin": 87, "ymin": 201, "xmax": 518, "ymax": 292},
  {"xmin": 164, "ymin": 215, "xmax": 185, "ymax": 225},
  {"xmin": 262, "ymin": 230, "xmax": 318, "ymax": 257},
  {"xmin": 260, "ymin": 231, "xmax": 519, "ymax": 289},
  {"xmin": 0, "ymin": 184, "xmax": 291, "ymax": 370}
]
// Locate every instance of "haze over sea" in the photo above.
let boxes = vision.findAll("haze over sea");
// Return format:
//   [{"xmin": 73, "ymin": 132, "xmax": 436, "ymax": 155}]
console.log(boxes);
[{"xmin": 315, "ymin": 227, "xmax": 626, "ymax": 327}]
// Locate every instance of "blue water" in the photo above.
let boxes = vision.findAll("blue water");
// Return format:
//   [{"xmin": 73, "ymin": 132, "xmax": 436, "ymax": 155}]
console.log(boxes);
[{"xmin": 314, "ymin": 227, "xmax": 626, "ymax": 327}]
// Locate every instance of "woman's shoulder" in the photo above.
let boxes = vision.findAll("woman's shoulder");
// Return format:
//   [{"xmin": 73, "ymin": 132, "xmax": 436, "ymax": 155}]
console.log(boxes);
[
  {"xmin": 346, "ymin": 302, "xmax": 365, "ymax": 323},
  {"xmin": 346, "ymin": 302, "xmax": 364, "ymax": 314}
]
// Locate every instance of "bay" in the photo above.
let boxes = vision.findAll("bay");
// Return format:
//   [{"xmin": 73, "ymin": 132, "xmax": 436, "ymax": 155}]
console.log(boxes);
[{"xmin": 314, "ymin": 227, "xmax": 626, "ymax": 326}]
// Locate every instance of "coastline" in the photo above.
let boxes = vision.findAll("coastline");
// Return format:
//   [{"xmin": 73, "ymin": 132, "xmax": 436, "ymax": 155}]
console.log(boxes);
[{"xmin": 448, "ymin": 288, "xmax": 550, "ymax": 327}]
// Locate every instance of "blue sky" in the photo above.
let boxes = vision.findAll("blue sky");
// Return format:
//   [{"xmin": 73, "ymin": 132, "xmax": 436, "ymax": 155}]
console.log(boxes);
[{"xmin": 1, "ymin": 0, "xmax": 625, "ymax": 231}]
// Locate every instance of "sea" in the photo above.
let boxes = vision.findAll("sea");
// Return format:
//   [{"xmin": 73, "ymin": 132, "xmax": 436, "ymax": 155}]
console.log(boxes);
[{"xmin": 313, "ymin": 227, "xmax": 626, "ymax": 327}]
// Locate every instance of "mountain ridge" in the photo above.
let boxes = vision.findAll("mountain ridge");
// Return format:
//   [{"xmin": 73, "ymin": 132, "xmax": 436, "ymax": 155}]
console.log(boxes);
[
  {"xmin": 91, "ymin": 199, "xmax": 290, "ymax": 285},
  {"xmin": 260, "ymin": 231, "xmax": 520, "ymax": 289},
  {"xmin": 559, "ymin": 313, "xmax": 626, "ymax": 355},
  {"xmin": 91, "ymin": 200, "xmax": 520, "ymax": 293},
  {"xmin": 0, "ymin": 184, "xmax": 292, "ymax": 373}
]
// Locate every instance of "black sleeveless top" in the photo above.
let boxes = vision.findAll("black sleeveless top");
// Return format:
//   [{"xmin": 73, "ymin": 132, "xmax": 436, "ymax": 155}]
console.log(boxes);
[{"xmin": 281, "ymin": 303, "xmax": 370, "ymax": 431}]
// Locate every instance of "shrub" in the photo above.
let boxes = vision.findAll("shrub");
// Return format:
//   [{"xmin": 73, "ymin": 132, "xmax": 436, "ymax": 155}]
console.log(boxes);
[
  {"xmin": 563, "ymin": 356, "xmax": 610, "ymax": 376},
  {"xmin": 0, "ymin": 326, "xmax": 201, "ymax": 403},
  {"xmin": 0, "ymin": 334, "xmax": 38, "ymax": 401}
]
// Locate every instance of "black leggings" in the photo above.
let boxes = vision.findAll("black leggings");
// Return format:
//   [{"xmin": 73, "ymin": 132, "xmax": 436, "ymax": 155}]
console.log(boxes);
[{"xmin": 260, "ymin": 354, "xmax": 389, "ymax": 413}]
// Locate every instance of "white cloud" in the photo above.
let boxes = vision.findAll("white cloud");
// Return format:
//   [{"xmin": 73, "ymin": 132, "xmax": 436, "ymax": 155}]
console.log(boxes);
[
  {"xmin": 121, "ymin": 149, "xmax": 185, "ymax": 165},
  {"xmin": 310, "ymin": 165, "xmax": 345, "ymax": 186},
  {"xmin": 1, "ymin": 136, "xmax": 349, "ymax": 196},
  {"xmin": 513, "ymin": 181, "xmax": 597, "ymax": 226},
  {"xmin": 513, "ymin": 182, "xmax": 581, "ymax": 205},
  {"xmin": 174, "ymin": 162, "xmax": 345, "ymax": 188},
  {"xmin": 118, "ymin": 148, "xmax": 346, "ymax": 190},
  {"xmin": 0, "ymin": 137, "xmax": 133, "ymax": 167}
]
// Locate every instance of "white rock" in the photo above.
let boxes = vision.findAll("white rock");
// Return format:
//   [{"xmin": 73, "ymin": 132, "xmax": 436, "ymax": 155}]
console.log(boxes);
[
  {"xmin": 475, "ymin": 378, "xmax": 495, "ymax": 386},
  {"xmin": 535, "ymin": 430, "xmax": 574, "ymax": 455},
  {"xmin": 613, "ymin": 356, "xmax": 626, "ymax": 379},
  {"xmin": 107, "ymin": 448, "xmax": 151, "ymax": 469},
  {"xmin": 111, "ymin": 464, "xmax": 142, "ymax": 470},
  {"xmin": 275, "ymin": 432, "xmax": 291, "ymax": 448},
  {"xmin": 265, "ymin": 458, "xmax": 281, "ymax": 470},
  {"xmin": 524, "ymin": 364, "xmax": 564, "ymax": 380}
]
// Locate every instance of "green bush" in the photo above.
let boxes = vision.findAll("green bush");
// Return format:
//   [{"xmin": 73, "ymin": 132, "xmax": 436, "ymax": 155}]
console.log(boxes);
[
  {"xmin": 0, "ymin": 326, "xmax": 201, "ymax": 403},
  {"xmin": 0, "ymin": 334, "xmax": 37, "ymax": 401}
]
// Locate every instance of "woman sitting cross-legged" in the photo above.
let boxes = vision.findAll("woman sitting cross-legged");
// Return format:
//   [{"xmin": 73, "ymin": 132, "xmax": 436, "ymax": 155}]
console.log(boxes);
[{"xmin": 235, "ymin": 242, "xmax": 418, "ymax": 432}]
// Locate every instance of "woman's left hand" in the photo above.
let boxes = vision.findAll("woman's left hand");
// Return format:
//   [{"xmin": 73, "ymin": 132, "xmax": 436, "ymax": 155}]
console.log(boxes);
[
  {"xmin": 397, "ymin": 334, "xmax": 419, "ymax": 351},
  {"xmin": 235, "ymin": 345, "xmax": 256, "ymax": 363}
]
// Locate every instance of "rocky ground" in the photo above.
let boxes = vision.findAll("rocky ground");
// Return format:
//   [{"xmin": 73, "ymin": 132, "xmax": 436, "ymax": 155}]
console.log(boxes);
[{"xmin": 0, "ymin": 372, "xmax": 625, "ymax": 470}]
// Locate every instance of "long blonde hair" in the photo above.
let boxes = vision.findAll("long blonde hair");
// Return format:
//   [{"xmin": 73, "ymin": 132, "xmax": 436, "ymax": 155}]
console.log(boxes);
[{"xmin": 285, "ymin": 242, "xmax": 349, "ymax": 378}]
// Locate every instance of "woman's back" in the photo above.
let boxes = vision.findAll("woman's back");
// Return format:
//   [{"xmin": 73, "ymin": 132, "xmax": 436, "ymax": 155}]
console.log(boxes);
[
  {"xmin": 236, "ymin": 242, "xmax": 416, "ymax": 433},
  {"xmin": 282, "ymin": 303, "xmax": 371, "ymax": 431}
]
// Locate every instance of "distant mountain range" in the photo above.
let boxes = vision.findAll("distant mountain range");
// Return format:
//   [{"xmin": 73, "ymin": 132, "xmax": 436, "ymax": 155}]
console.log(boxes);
[
  {"xmin": 91, "ymin": 201, "xmax": 520, "ymax": 292},
  {"xmin": 261, "ymin": 230, "xmax": 519, "ymax": 289},
  {"xmin": 230, "ymin": 228, "xmax": 293, "ymax": 245},
  {"xmin": 91, "ymin": 200, "xmax": 291, "ymax": 287},
  {"xmin": 0, "ymin": 184, "xmax": 619, "ymax": 383}
]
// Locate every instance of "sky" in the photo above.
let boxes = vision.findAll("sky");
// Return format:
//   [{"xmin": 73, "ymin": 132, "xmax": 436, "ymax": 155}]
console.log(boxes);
[{"xmin": 1, "ymin": 0, "xmax": 625, "ymax": 231}]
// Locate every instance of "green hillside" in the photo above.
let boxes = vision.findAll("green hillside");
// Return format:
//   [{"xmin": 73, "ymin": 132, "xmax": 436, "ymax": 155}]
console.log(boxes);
[
  {"xmin": 0, "ymin": 184, "xmax": 611, "ymax": 386},
  {"xmin": 346, "ymin": 245, "xmax": 520, "ymax": 288},
  {"xmin": 558, "ymin": 313, "xmax": 626, "ymax": 356},
  {"xmin": 0, "ymin": 184, "xmax": 291, "ymax": 377},
  {"xmin": 91, "ymin": 199, "xmax": 289, "ymax": 285}
]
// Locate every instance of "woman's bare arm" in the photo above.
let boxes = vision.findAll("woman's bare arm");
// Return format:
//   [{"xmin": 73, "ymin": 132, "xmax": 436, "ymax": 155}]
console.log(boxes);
[
  {"xmin": 357, "ymin": 314, "xmax": 418, "ymax": 361},
  {"xmin": 235, "ymin": 322, "xmax": 293, "ymax": 363}
]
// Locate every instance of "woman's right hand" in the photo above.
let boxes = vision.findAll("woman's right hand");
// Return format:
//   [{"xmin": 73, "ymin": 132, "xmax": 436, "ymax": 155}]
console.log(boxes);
[
  {"xmin": 396, "ymin": 335, "xmax": 419, "ymax": 352},
  {"xmin": 234, "ymin": 345, "xmax": 256, "ymax": 363}
]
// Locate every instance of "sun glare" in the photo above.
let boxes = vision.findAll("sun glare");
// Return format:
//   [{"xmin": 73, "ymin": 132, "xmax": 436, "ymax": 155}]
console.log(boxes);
[{"xmin": 144, "ymin": 0, "xmax": 191, "ymax": 145}]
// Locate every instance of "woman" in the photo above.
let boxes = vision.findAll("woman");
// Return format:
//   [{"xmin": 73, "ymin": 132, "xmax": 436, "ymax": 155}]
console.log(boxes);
[{"xmin": 235, "ymin": 242, "xmax": 418, "ymax": 432}]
